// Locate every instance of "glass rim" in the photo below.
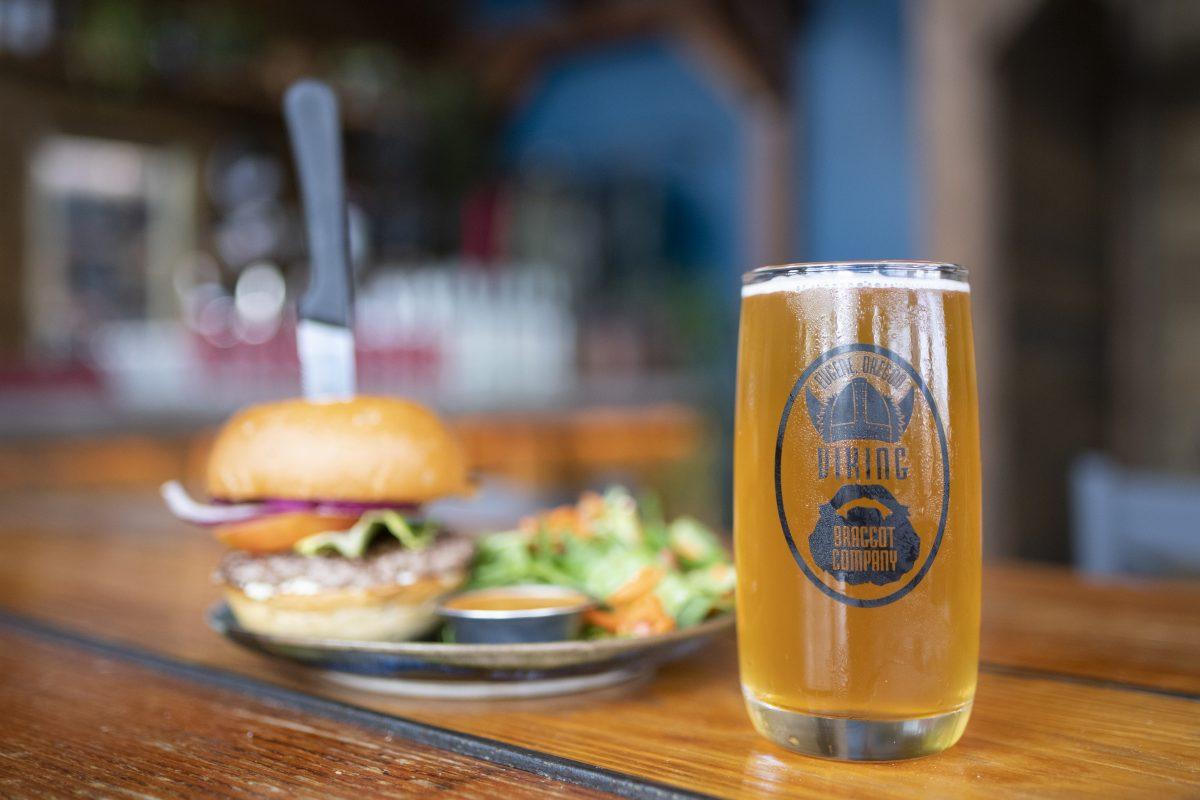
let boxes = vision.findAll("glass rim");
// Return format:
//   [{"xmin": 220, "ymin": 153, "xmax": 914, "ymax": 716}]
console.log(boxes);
[{"xmin": 743, "ymin": 261, "xmax": 968, "ymax": 285}]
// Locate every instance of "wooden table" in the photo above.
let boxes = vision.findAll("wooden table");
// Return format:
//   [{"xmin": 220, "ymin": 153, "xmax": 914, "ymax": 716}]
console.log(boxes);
[{"xmin": 1, "ymin": 489, "xmax": 1197, "ymax": 798}]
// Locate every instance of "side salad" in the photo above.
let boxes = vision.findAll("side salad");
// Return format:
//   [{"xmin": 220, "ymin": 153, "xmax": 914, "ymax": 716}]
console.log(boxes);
[{"xmin": 469, "ymin": 487, "xmax": 735, "ymax": 637}]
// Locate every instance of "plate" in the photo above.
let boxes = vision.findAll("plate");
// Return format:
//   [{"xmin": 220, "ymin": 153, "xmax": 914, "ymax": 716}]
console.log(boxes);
[{"xmin": 208, "ymin": 604, "xmax": 733, "ymax": 699}]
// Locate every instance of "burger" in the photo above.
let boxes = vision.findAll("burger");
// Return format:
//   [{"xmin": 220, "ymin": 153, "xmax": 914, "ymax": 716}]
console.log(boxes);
[{"xmin": 162, "ymin": 396, "xmax": 475, "ymax": 641}]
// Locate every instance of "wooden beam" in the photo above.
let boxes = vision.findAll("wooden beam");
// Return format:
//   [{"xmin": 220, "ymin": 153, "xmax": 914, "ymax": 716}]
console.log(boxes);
[{"xmin": 464, "ymin": 0, "xmax": 797, "ymax": 112}]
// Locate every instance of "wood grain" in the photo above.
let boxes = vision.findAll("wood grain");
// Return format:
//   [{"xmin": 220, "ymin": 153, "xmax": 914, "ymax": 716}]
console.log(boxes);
[
  {"xmin": 1, "ymin": 489, "xmax": 1198, "ymax": 799},
  {"xmin": 982, "ymin": 562, "xmax": 1200, "ymax": 694},
  {"xmin": 0, "ymin": 626, "xmax": 614, "ymax": 800}
]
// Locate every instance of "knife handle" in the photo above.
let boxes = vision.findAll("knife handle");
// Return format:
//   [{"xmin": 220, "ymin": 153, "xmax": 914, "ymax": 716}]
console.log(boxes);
[{"xmin": 285, "ymin": 80, "xmax": 353, "ymax": 327}]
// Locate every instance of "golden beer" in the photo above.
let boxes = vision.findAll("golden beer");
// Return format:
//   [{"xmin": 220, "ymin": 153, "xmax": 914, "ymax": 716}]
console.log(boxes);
[{"xmin": 734, "ymin": 262, "xmax": 981, "ymax": 760}]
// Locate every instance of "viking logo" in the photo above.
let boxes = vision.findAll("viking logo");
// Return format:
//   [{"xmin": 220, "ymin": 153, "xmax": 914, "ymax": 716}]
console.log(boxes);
[
  {"xmin": 805, "ymin": 377, "xmax": 914, "ymax": 443},
  {"xmin": 807, "ymin": 484, "xmax": 920, "ymax": 585},
  {"xmin": 774, "ymin": 343, "xmax": 951, "ymax": 608}
]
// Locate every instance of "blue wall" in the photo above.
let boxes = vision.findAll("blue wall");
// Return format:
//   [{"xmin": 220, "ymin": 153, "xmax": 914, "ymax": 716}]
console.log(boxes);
[
  {"xmin": 502, "ymin": 38, "xmax": 744, "ymax": 278},
  {"xmin": 794, "ymin": 0, "xmax": 918, "ymax": 260},
  {"xmin": 501, "ymin": 0, "xmax": 918, "ymax": 271}
]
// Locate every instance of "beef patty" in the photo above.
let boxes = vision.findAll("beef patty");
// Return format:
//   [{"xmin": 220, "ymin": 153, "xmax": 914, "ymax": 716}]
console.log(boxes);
[{"xmin": 218, "ymin": 533, "xmax": 474, "ymax": 599}]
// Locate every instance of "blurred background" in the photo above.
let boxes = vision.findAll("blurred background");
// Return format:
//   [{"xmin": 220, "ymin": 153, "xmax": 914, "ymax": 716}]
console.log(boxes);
[{"xmin": 0, "ymin": 0, "xmax": 1196, "ymax": 577}]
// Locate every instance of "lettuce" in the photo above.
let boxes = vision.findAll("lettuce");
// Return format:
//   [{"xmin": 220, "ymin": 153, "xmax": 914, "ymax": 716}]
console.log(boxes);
[
  {"xmin": 294, "ymin": 510, "xmax": 437, "ymax": 558},
  {"xmin": 593, "ymin": 486, "xmax": 641, "ymax": 546},
  {"xmin": 668, "ymin": 517, "xmax": 725, "ymax": 568},
  {"xmin": 467, "ymin": 486, "xmax": 734, "ymax": 632}
]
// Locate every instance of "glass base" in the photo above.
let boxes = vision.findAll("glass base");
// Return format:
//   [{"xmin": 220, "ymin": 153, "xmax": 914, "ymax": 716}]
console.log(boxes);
[{"xmin": 744, "ymin": 693, "xmax": 972, "ymax": 761}]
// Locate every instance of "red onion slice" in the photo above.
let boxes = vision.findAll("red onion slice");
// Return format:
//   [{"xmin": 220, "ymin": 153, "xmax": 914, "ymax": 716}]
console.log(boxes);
[
  {"xmin": 260, "ymin": 499, "xmax": 418, "ymax": 515},
  {"xmin": 162, "ymin": 481, "xmax": 420, "ymax": 527},
  {"xmin": 161, "ymin": 481, "xmax": 266, "ymax": 526}
]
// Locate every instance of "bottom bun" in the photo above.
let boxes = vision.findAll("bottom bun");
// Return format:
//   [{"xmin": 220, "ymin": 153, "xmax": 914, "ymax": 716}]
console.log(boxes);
[{"xmin": 225, "ymin": 575, "xmax": 462, "ymax": 641}]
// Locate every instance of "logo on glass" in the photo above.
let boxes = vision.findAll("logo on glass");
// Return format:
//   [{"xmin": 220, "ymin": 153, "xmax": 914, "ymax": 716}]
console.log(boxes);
[{"xmin": 774, "ymin": 343, "xmax": 950, "ymax": 607}]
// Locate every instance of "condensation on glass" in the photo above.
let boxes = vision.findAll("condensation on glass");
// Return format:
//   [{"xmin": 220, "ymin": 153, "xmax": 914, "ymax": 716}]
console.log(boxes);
[{"xmin": 734, "ymin": 261, "xmax": 982, "ymax": 760}]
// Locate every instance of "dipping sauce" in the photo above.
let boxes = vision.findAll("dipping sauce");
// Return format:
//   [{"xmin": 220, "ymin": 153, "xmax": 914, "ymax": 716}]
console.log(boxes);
[
  {"xmin": 443, "ymin": 587, "xmax": 590, "ymax": 613},
  {"xmin": 438, "ymin": 585, "xmax": 596, "ymax": 643}
]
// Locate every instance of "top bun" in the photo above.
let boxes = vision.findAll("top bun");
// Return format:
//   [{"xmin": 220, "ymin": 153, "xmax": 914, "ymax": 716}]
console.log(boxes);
[{"xmin": 206, "ymin": 396, "xmax": 470, "ymax": 503}]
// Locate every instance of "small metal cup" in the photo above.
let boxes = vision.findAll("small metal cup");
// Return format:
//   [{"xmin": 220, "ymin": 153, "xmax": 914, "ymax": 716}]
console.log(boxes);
[{"xmin": 438, "ymin": 585, "xmax": 596, "ymax": 644}]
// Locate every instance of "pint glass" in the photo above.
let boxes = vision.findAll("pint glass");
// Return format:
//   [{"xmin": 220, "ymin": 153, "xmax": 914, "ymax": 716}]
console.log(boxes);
[{"xmin": 733, "ymin": 262, "xmax": 981, "ymax": 760}]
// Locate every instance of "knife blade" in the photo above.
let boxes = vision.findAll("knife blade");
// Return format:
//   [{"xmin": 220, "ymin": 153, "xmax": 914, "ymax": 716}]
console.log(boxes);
[{"xmin": 285, "ymin": 79, "xmax": 356, "ymax": 400}]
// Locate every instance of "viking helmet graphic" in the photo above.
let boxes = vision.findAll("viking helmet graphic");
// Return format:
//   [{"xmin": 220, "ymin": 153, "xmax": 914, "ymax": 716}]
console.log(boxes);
[{"xmin": 805, "ymin": 377, "xmax": 914, "ymax": 443}]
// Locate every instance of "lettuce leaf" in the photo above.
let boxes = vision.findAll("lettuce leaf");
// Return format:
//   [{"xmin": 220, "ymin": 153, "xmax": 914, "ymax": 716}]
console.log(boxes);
[
  {"xmin": 667, "ymin": 517, "xmax": 725, "ymax": 568},
  {"xmin": 467, "ymin": 486, "xmax": 734, "ymax": 632},
  {"xmin": 294, "ymin": 510, "xmax": 437, "ymax": 558},
  {"xmin": 593, "ymin": 486, "xmax": 642, "ymax": 546}
]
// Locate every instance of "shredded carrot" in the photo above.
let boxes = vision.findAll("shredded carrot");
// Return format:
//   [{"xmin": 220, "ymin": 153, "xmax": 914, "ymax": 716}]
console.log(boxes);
[
  {"xmin": 545, "ymin": 505, "xmax": 577, "ymax": 530},
  {"xmin": 584, "ymin": 608, "xmax": 620, "ymax": 632},
  {"xmin": 613, "ymin": 592, "xmax": 675, "ymax": 636},
  {"xmin": 607, "ymin": 565, "xmax": 664, "ymax": 606},
  {"xmin": 575, "ymin": 491, "xmax": 605, "ymax": 538}
]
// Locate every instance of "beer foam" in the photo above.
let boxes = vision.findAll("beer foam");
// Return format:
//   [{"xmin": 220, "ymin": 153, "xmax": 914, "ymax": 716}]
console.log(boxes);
[{"xmin": 742, "ymin": 270, "xmax": 970, "ymax": 297}]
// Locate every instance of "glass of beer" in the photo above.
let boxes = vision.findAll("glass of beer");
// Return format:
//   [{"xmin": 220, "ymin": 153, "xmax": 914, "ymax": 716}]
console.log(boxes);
[{"xmin": 734, "ymin": 261, "xmax": 981, "ymax": 760}]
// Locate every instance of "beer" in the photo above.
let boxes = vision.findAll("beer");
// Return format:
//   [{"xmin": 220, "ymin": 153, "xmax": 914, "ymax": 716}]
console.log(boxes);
[{"xmin": 733, "ymin": 262, "xmax": 981, "ymax": 760}]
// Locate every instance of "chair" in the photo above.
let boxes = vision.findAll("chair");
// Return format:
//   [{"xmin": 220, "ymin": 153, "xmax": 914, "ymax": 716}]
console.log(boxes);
[{"xmin": 1070, "ymin": 453, "xmax": 1200, "ymax": 577}]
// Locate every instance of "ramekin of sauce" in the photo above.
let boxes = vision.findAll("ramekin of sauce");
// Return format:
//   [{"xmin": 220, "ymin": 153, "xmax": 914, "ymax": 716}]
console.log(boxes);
[{"xmin": 438, "ymin": 585, "xmax": 595, "ymax": 644}]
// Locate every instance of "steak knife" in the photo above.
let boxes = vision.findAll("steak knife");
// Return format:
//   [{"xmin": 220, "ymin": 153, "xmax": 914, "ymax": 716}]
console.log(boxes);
[{"xmin": 284, "ymin": 79, "xmax": 356, "ymax": 400}]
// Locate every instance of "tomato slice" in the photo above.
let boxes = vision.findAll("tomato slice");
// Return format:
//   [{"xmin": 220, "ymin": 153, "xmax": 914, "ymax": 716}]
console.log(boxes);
[{"xmin": 215, "ymin": 512, "xmax": 360, "ymax": 554}]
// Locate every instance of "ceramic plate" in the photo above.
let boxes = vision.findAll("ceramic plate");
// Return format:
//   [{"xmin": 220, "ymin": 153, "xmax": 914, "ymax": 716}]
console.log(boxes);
[{"xmin": 208, "ymin": 604, "xmax": 733, "ymax": 699}]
